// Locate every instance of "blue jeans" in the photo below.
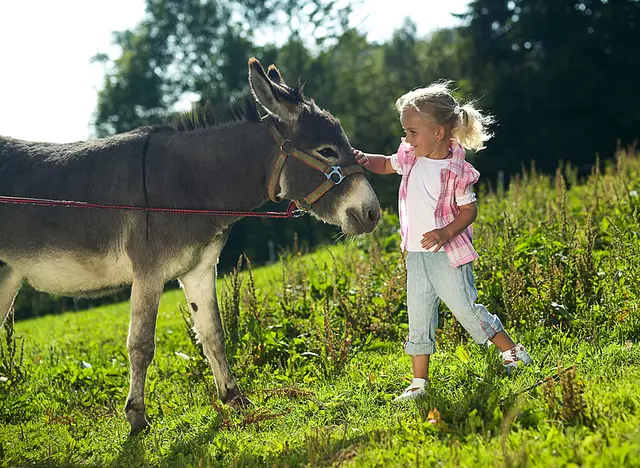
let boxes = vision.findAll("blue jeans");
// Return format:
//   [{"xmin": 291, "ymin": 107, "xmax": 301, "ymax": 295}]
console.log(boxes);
[{"xmin": 404, "ymin": 251, "xmax": 504, "ymax": 355}]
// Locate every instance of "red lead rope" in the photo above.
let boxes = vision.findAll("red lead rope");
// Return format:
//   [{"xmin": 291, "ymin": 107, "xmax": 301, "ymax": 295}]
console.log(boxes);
[{"xmin": 0, "ymin": 195, "xmax": 305, "ymax": 219}]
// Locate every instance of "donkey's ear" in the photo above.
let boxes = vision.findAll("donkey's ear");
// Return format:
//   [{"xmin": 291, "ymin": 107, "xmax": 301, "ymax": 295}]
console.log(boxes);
[
  {"xmin": 248, "ymin": 57, "xmax": 300, "ymax": 123},
  {"xmin": 267, "ymin": 65, "xmax": 285, "ymax": 86}
]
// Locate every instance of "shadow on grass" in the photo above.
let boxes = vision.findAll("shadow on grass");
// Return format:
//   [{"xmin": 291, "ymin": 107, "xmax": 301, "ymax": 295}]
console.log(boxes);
[
  {"xmin": 156, "ymin": 421, "xmax": 224, "ymax": 467},
  {"xmin": 111, "ymin": 435, "xmax": 148, "ymax": 468},
  {"xmin": 415, "ymin": 361, "xmax": 544, "ymax": 438},
  {"xmin": 228, "ymin": 429, "xmax": 388, "ymax": 467}
]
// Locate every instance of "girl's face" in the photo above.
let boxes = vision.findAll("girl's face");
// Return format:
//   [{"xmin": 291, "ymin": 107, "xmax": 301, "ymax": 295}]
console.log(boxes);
[{"xmin": 400, "ymin": 108, "xmax": 442, "ymax": 158}]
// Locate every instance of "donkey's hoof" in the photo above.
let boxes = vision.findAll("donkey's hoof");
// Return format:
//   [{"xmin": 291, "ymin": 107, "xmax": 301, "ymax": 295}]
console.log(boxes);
[
  {"xmin": 229, "ymin": 394, "xmax": 254, "ymax": 409},
  {"xmin": 126, "ymin": 410, "xmax": 151, "ymax": 437},
  {"xmin": 225, "ymin": 388, "xmax": 253, "ymax": 409},
  {"xmin": 128, "ymin": 420, "xmax": 151, "ymax": 437}
]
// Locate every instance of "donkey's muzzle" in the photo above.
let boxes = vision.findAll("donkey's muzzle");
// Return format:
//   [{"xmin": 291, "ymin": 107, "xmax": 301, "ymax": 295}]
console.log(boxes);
[{"xmin": 346, "ymin": 204, "xmax": 380, "ymax": 234}]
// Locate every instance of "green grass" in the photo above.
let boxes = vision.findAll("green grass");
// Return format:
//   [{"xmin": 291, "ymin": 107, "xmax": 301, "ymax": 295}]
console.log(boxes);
[{"xmin": 1, "ymin": 150, "xmax": 640, "ymax": 467}]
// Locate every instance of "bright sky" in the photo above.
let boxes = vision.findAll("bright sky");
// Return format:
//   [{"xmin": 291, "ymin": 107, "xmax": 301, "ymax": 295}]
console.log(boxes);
[{"xmin": 0, "ymin": 0, "xmax": 469, "ymax": 144}]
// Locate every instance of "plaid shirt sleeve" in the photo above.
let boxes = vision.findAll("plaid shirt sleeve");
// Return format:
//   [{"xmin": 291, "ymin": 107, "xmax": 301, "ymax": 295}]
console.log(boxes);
[
  {"xmin": 390, "ymin": 154, "xmax": 402, "ymax": 174},
  {"xmin": 455, "ymin": 189, "xmax": 477, "ymax": 206},
  {"xmin": 390, "ymin": 138, "xmax": 413, "ymax": 175},
  {"xmin": 454, "ymin": 161, "xmax": 480, "ymax": 205}
]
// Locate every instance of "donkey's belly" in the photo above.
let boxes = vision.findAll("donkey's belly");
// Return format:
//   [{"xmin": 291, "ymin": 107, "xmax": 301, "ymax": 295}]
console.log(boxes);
[{"xmin": 16, "ymin": 251, "xmax": 134, "ymax": 297}]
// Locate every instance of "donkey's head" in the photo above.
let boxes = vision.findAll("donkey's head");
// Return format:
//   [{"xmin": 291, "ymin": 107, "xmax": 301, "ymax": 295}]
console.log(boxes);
[{"xmin": 248, "ymin": 58, "xmax": 380, "ymax": 235}]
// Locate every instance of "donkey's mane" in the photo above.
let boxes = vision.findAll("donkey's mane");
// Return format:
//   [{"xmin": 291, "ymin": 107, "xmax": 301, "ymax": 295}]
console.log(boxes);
[
  {"xmin": 143, "ymin": 92, "xmax": 263, "ymax": 134},
  {"xmin": 143, "ymin": 84, "xmax": 307, "ymax": 135}
]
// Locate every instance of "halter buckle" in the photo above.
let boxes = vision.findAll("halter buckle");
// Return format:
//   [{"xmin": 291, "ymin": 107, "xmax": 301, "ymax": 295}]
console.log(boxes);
[
  {"xmin": 280, "ymin": 139, "xmax": 295, "ymax": 155},
  {"xmin": 325, "ymin": 166, "xmax": 345, "ymax": 185}
]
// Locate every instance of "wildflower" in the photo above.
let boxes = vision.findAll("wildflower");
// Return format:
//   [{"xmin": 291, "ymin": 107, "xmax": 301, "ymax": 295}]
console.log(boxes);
[{"xmin": 427, "ymin": 408, "xmax": 441, "ymax": 425}]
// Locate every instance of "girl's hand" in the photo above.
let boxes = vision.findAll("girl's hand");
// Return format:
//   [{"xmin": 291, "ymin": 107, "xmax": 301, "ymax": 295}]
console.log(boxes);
[
  {"xmin": 421, "ymin": 229, "xmax": 451, "ymax": 251},
  {"xmin": 353, "ymin": 148, "xmax": 369, "ymax": 167}
]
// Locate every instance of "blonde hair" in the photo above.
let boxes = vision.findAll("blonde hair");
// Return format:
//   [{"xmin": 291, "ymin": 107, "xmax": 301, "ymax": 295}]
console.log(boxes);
[{"xmin": 395, "ymin": 81, "xmax": 494, "ymax": 151}]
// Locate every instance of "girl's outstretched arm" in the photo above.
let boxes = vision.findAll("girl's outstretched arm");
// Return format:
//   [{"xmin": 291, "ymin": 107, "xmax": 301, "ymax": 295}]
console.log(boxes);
[{"xmin": 353, "ymin": 149, "xmax": 397, "ymax": 175}]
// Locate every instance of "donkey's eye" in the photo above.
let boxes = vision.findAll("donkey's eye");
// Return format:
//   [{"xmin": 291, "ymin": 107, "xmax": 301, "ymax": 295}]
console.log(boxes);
[{"xmin": 318, "ymin": 147, "xmax": 338, "ymax": 158}]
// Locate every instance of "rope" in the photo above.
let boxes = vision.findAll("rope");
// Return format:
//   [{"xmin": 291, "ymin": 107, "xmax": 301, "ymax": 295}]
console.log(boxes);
[{"xmin": 0, "ymin": 195, "xmax": 304, "ymax": 219}]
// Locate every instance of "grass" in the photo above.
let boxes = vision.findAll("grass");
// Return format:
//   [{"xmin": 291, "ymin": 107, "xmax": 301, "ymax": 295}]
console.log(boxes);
[{"xmin": 1, "ymin": 148, "xmax": 639, "ymax": 467}]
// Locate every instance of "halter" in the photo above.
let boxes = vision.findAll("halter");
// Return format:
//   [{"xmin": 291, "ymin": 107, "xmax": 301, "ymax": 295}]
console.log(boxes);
[{"xmin": 262, "ymin": 117, "xmax": 364, "ymax": 211}]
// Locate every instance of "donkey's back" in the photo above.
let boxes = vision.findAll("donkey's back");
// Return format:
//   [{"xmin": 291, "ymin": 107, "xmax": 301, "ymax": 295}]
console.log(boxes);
[
  {"xmin": 0, "ymin": 133, "xmax": 146, "ymax": 197},
  {"xmin": 0, "ymin": 132, "xmax": 149, "ymax": 296}
]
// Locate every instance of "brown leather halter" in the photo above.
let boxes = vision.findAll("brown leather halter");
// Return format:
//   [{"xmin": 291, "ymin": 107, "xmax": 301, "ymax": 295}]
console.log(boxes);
[{"xmin": 263, "ymin": 117, "xmax": 364, "ymax": 211}]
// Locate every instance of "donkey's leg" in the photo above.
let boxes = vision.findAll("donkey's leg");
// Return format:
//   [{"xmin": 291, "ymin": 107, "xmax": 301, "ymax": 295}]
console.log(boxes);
[
  {"xmin": 178, "ymin": 234, "xmax": 248, "ymax": 407},
  {"xmin": 125, "ymin": 273, "xmax": 164, "ymax": 436},
  {"xmin": 180, "ymin": 265, "xmax": 247, "ymax": 405},
  {"xmin": 0, "ymin": 263, "xmax": 23, "ymax": 326}
]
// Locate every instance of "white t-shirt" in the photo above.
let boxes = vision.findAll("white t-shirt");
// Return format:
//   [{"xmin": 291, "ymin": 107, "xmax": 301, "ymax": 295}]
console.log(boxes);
[
  {"xmin": 406, "ymin": 156, "xmax": 451, "ymax": 252},
  {"xmin": 391, "ymin": 155, "xmax": 477, "ymax": 252}
]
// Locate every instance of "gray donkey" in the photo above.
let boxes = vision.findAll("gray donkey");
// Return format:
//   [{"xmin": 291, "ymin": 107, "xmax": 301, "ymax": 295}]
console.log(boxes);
[{"xmin": 0, "ymin": 58, "xmax": 380, "ymax": 435}]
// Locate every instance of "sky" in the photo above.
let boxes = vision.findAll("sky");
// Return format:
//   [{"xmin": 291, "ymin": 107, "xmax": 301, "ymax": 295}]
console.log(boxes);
[{"xmin": 0, "ymin": 0, "xmax": 469, "ymax": 144}]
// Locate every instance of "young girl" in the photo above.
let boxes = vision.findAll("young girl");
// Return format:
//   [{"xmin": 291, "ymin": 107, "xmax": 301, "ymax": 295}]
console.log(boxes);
[{"xmin": 353, "ymin": 82, "xmax": 532, "ymax": 401}]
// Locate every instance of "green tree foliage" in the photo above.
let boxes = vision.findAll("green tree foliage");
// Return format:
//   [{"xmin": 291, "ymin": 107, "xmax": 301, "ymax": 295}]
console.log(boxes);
[
  {"xmin": 93, "ymin": 0, "xmax": 351, "ymax": 135},
  {"xmin": 458, "ymin": 0, "xmax": 640, "ymax": 179}
]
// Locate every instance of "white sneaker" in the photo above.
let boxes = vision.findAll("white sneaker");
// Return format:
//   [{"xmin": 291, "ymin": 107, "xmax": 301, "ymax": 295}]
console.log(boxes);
[
  {"xmin": 394, "ymin": 378, "xmax": 427, "ymax": 402},
  {"xmin": 501, "ymin": 343, "xmax": 533, "ymax": 373}
]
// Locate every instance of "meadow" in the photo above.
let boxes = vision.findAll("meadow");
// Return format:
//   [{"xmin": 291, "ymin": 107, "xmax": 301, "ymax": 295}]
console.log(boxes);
[{"xmin": 1, "ymin": 149, "xmax": 639, "ymax": 467}]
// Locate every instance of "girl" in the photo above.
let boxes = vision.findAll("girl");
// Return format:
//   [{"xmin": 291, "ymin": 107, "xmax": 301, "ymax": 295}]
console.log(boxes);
[{"xmin": 353, "ymin": 82, "xmax": 532, "ymax": 401}]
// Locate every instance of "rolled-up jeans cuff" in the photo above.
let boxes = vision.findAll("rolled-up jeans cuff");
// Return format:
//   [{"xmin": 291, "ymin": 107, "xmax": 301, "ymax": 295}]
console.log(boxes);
[
  {"xmin": 404, "ymin": 340, "xmax": 436, "ymax": 355},
  {"xmin": 473, "ymin": 318, "xmax": 504, "ymax": 345}
]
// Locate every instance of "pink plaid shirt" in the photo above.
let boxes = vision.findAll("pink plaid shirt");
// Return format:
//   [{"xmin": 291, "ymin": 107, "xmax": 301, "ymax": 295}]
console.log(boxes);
[{"xmin": 392, "ymin": 138, "xmax": 480, "ymax": 267}]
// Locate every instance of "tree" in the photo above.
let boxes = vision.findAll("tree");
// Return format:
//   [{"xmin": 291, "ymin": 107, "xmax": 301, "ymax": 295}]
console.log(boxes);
[
  {"xmin": 93, "ymin": 0, "xmax": 352, "ymax": 136},
  {"xmin": 458, "ymin": 0, "xmax": 640, "ymax": 180}
]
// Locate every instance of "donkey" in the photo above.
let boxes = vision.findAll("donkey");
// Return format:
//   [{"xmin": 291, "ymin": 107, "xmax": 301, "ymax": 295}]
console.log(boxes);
[{"xmin": 0, "ymin": 58, "xmax": 380, "ymax": 435}]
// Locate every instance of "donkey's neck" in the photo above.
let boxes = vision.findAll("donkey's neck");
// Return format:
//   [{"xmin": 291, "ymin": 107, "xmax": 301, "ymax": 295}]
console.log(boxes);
[{"xmin": 145, "ymin": 120, "xmax": 278, "ymax": 212}]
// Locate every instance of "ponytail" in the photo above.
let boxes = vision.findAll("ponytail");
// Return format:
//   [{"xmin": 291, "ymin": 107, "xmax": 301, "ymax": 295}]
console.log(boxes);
[{"xmin": 452, "ymin": 103, "xmax": 494, "ymax": 151}]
